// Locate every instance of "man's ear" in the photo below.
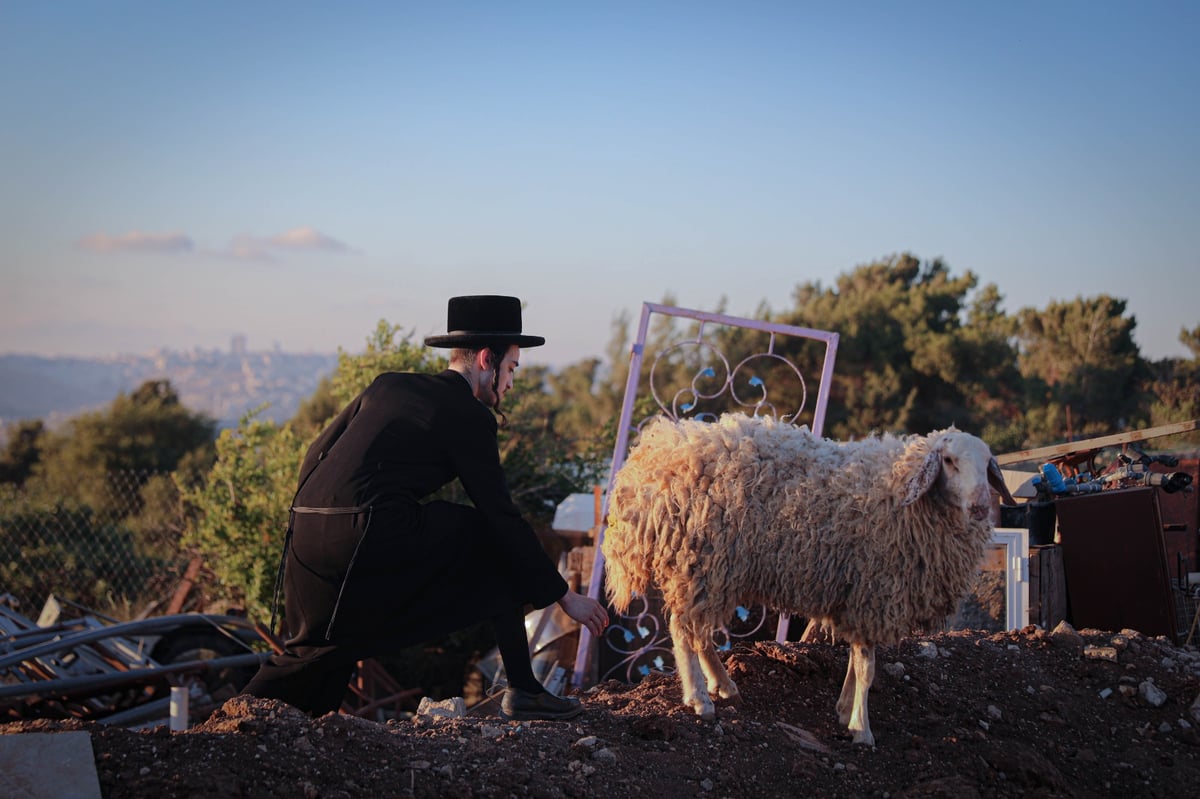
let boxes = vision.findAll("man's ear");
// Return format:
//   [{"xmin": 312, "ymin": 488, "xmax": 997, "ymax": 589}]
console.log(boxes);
[{"xmin": 476, "ymin": 349, "xmax": 493, "ymax": 371}]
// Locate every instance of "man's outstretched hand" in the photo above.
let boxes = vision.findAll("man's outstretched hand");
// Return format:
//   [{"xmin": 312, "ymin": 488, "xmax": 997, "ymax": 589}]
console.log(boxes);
[{"xmin": 557, "ymin": 590, "xmax": 609, "ymax": 637}]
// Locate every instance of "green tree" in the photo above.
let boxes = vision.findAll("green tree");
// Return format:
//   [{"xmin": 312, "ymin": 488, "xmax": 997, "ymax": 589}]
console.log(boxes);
[
  {"xmin": 960, "ymin": 284, "xmax": 1024, "ymax": 452},
  {"xmin": 25, "ymin": 379, "xmax": 216, "ymax": 518},
  {"xmin": 125, "ymin": 446, "xmax": 215, "ymax": 565},
  {"xmin": 1181, "ymin": 324, "xmax": 1200, "ymax": 360},
  {"xmin": 1140, "ymin": 324, "xmax": 1200, "ymax": 449},
  {"xmin": 179, "ymin": 412, "xmax": 304, "ymax": 621},
  {"xmin": 0, "ymin": 382, "xmax": 215, "ymax": 615},
  {"xmin": 539, "ymin": 355, "xmax": 625, "ymax": 478},
  {"xmin": 330, "ymin": 320, "xmax": 445, "ymax": 406},
  {"xmin": 775, "ymin": 254, "xmax": 1016, "ymax": 441},
  {"xmin": 0, "ymin": 495, "xmax": 156, "ymax": 614},
  {"xmin": 0, "ymin": 419, "xmax": 45, "ymax": 486},
  {"xmin": 289, "ymin": 375, "xmax": 340, "ymax": 439},
  {"xmin": 502, "ymin": 364, "xmax": 610, "ymax": 526},
  {"xmin": 1014, "ymin": 295, "xmax": 1147, "ymax": 444}
]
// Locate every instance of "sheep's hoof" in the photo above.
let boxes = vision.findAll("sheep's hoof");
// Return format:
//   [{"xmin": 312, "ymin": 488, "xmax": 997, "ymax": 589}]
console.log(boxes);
[
  {"xmin": 851, "ymin": 729, "xmax": 875, "ymax": 747},
  {"xmin": 690, "ymin": 698, "xmax": 717, "ymax": 721},
  {"xmin": 710, "ymin": 676, "xmax": 739, "ymax": 695},
  {"xmin": 714, "ymin": 688, "xmax": 742, "ymax": 707}
]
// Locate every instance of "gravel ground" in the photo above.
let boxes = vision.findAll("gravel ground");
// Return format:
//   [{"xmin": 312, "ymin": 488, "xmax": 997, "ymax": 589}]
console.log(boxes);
[{"xmin": 5, "ymin": 623, "xmax": 1200, "ymax": 798}]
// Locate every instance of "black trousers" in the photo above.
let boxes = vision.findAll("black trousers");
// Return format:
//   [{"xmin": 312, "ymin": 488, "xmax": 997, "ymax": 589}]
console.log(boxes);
[
  {"xmin": 243, "ymin": 500, "xmax": 540, "ymax": 715},
  {"xmin": 242, "ymin": 643, "xmax": 365, "ymax": 715}
]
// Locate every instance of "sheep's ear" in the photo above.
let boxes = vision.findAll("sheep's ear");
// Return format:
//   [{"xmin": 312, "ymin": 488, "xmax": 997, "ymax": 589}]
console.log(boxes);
[
  {"xmin": 901, "ymin": 445, "xmax": 942, "ymax": 506},
  {"xmin": 988, "ymin": 457, "xmax": 1016, "ymax": 505}
]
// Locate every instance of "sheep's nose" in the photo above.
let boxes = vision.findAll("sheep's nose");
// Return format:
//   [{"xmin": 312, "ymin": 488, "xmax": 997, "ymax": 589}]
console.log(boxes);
[{"xmin": 969, "ymin": 484, "xmax": 992, "ymax": 521}]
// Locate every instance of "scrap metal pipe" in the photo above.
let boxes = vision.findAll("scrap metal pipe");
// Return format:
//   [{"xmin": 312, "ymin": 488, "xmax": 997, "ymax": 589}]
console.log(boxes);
[
  {"xmin": 0, "ymin": 652, "xmax": 267, "ymax": 702},
  {"xmin": 0, "ymin": 613, "xmax": 259, "ymax": 670}
]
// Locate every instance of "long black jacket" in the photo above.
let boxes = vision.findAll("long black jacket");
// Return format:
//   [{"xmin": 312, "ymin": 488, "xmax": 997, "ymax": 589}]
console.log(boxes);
[{"xmin": 281, "ymin": 370, "xmax": 568, "ymax": 649}]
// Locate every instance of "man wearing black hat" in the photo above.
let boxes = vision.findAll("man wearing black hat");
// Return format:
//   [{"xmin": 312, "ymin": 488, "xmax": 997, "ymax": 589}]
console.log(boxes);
[{"xmin": 243, "ymin": 295, "xmax": 609, "ymax": 720}]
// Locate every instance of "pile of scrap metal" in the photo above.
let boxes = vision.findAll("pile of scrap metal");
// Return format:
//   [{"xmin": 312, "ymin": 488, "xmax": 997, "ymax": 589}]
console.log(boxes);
[
  {"xmin": 999, "ymin": 419, "xmax": 1199, "ymax": 500},
  {"xmin": 1027, "ymin": 451, "xmax": 1193, "ymax": 501},
  {"xmin": 0, "ymin": 593, "xmax": 271, "ymax": 728}
]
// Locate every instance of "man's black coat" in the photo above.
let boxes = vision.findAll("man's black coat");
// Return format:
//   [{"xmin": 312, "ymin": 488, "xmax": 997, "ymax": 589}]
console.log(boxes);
[{"xmin": 280, "ymin": 370, "xmax": 568, "ymax": 651}]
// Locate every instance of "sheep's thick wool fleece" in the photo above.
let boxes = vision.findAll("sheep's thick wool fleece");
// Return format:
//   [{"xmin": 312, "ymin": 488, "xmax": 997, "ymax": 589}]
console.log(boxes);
[{"xmin": 603, "ymin": 413, "xmax": 994, "ymax": 645}]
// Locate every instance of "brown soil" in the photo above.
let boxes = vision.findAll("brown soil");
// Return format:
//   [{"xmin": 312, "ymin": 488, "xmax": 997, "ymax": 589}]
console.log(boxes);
[{"xmin": 5, "ymin": 624, "xmax": 1200, "ymax": 798}]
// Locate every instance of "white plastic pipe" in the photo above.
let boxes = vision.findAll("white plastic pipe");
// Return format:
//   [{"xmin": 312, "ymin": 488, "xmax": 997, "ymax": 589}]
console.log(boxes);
[{"xmin": 169, "ymin": 686, "xmax": 189, "ymax": 732}]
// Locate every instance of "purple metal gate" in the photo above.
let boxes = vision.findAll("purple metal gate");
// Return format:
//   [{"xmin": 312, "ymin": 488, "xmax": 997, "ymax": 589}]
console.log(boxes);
[{"xmin": 572, "ymin": 302, "xmax": 838, "ymax": 688}]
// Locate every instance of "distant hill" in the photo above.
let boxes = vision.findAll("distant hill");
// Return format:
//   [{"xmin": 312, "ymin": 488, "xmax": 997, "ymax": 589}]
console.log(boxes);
[{"xmin": 0, "ymin": 349, "xmax": 339, "ymax": 433}]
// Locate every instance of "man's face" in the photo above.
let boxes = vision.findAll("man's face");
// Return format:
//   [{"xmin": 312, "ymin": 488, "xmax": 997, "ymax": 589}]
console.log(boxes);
[{"xmin": 480, "ymin": 344, "xmax": 521, "ymax": 405}]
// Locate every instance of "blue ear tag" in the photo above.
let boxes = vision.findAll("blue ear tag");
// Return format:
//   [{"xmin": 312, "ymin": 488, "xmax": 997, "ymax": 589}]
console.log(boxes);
[
  {"xmin": 735, "ymin": 605, "xmax": 750, "ymax": 621},
  {"xmin": 749, "ymin": 376, "xmax": 763, "ymax": 387}
]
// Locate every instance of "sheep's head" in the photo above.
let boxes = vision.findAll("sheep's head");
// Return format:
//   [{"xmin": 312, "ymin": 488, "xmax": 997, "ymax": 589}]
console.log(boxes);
[{"xmin": 899, "ymin": 429, "xmax": 1012, "ymax": 520}]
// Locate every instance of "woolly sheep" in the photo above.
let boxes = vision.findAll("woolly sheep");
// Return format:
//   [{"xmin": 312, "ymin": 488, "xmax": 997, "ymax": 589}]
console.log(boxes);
[{"xmin": 602, "ymin": 413, "xmax": 1013, "ymax": 746}]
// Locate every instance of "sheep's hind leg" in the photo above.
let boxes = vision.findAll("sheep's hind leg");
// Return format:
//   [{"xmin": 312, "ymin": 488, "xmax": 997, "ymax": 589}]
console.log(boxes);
[
  {"xmin": 669, "ymin": 614, "xmax": 715, "ymax": 720},
  {"xmin": 698, "ymin": 642, "xmax": 740, "ymax": 705},
  {"xmin": 836, "ymin": 648, "xmax": 856, "ymax": 726},
  {"xmin": 843, "ymin": 642, "xmax": 876, "ymax": 746}
]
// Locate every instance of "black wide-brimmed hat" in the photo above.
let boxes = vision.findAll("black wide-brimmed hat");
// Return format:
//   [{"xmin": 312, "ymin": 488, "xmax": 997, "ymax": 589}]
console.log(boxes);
[{"xmin": 423, "ymin": 295, "xmax": 546, "ymax": 349}]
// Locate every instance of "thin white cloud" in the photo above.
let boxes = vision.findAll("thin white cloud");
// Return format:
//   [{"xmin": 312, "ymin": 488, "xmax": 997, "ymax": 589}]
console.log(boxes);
[
  {"xmin": 218, "ymin": 226, "xmax": 356, "ymax": 261},
  {"xmin": 75, "ymin": 226, "xmax": 357, "ymax": 263},
  {"xmin": 269, "ymin": 226, "xmax": 351, "ymax": 252},
  {"xmin": 77, "ymin": 231, "xmax": 195, "ymax": 254}
]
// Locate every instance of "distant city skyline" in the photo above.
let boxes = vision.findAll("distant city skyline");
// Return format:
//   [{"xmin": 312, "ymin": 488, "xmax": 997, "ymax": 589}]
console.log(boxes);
[
  {"xmin": 2, "ymin": 2, "xmax": 1197, "ymax": 368},
  {"xmin": 0, "ymin": 348, "xmax": 338, "ymax": 432}
]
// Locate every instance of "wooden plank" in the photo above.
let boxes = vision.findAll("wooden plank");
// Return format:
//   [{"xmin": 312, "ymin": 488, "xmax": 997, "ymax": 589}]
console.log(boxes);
[
  {"xmin": 1157, "ymin": 456, "xmax": 1200, "ymax": 577},
  {"xmin": 996, "ymin": 419, "xmax": 1199, "ymax": 466},
  {"xmin": 166, "ymin": 556, "xmax": 203, "ymax": 615},
  {"xmin": 1029, "ymin": 545, "xmax": 1067, "ymax": 629}
]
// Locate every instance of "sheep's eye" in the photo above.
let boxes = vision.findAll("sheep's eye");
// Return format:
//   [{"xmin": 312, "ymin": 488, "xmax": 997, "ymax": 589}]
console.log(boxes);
[{"xmin": 943, "ymin": 455, "xmax": 954, "ymax": 466}]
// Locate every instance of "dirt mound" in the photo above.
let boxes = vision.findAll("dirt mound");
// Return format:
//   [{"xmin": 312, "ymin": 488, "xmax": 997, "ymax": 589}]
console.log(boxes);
[{"xmin": 5, "ymin": 625, "xmax": 1200, "ymax": 798}]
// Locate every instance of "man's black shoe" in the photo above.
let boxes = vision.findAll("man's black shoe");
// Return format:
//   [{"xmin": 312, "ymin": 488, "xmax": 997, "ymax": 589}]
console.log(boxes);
[{"xmin": 498, "ymin": 687, "xmax": 583, "ymax": 721}]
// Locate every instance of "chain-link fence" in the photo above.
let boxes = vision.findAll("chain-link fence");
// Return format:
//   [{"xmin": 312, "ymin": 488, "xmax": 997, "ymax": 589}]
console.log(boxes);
[{"xmin": 0, "ymin": 470, "xmax": 192, "ymax": 620}]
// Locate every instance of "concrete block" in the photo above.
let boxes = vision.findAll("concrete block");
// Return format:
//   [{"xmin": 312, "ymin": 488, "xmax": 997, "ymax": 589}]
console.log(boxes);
[{"xmin": 0, "ymin": 732, "xmax": 101, "ymax": 799}]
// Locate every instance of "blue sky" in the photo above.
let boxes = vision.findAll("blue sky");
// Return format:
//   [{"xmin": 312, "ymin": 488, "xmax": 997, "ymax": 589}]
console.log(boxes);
[{"xmin": 2, "ymin": 1, "xmax": 1197, "ymax": 368}]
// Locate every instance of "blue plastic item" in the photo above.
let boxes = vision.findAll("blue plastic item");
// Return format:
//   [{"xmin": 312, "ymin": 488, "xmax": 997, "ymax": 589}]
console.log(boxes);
[{"xmin": 1040, "ymin": 463, "xmax": 1068, "ymax": 494}]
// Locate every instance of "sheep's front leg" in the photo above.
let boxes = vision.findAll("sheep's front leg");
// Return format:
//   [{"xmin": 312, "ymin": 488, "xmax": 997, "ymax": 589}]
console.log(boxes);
[
  {"xmin": 669, "ymin": 614, "xmax": 715, "ymax": 720},
  {"xmin": 842, "ymin": 642, "xmax": 875, "ymax": 746},
  {"xmin": 698, "ymin": 642, "xmax": 740, "ymax": 705}
]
